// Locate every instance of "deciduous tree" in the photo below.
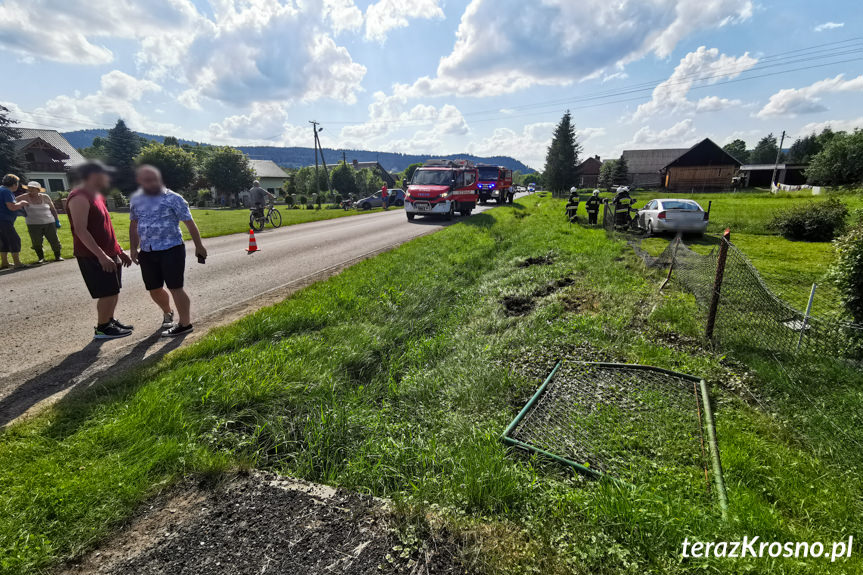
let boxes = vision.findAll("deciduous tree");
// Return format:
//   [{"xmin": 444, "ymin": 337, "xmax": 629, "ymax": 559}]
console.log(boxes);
[
  {"xmin": 749, "ymin": 133, "xmax": 780, "ymax": 165},
  {"xmin": 136, "ymin": 143, "xmax": 197, "ymax": 192},
  {"xmin": 806, "ymin": 130, "xmax": 863, "ymax": 186},
  {"xmin": 202, "ymin": 146, "xmax": 255, "ymax": 200},
  {"xmin": 722, "ymin": 139, "xmax": 749, "ymax": 163}
]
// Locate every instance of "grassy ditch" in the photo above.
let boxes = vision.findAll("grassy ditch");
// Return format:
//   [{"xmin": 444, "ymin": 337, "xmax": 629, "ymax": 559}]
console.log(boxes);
[{"xmin": 1, "ymin": 196, "xmax": 861, "ymax": 574}]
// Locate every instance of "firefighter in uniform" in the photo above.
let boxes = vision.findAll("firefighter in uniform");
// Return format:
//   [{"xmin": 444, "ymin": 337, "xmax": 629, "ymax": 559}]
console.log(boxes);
[
  {"xmin": 612, "ymin": 186, "xmax": 633, "ymax": 227},
  {"xmin": 565, "ymin": 187, "xmax": 579, "ymax": 222},
  {"xmin": 585, "ymin": 190, "xmax": 601, "ymax": 225}
]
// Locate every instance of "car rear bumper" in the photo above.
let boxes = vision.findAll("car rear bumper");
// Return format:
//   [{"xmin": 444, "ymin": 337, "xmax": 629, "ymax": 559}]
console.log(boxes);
[{"xmin": 655, "ymin": 220, "xmax": 709, "ymax": 233}]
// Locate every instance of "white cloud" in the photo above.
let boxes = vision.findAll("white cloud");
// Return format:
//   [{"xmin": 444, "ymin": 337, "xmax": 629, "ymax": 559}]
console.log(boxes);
[
  {"xmin": 207, "ymin": 102, "xmax": 310, "ymax": 146},
  {"xmin": 339, "ymin": 91, "xmax": 469, "ymax": 149},
  {"xmin": 621, "ymin": 119, "xmax": 697, "ymax": 152},
  {"xmin": 364, "ymin": 0, "xmax": 444, "ymax": 42},
  {"xmin": 9, "ymin": 71, "xmax": 175, "ymax": 134},
  {"xmin": 468, "ymin": 123, "xmax": 605, "ymax": 169},
  {"xmin": 0, "ymin": 0, "xmax": 199, "ymax": 65},
  {"xmin": 398, "ymin": 0, "xmax": 753, "ymax": 98},
  {"xmin": 171, "ymin": 1, "xmax": 366, "ymax": 107},
  {"xmin": 757, "ymin": 74, "xmax": 863, "ymax": 118},
  {"xmin": 800, "ymin": 117, "xmax": 863, "ymax": 134},
  {"xmin": 325, "ymin": 0, "xmax": 364, "ymax": 34},
  {"xmin": 814, "ymin": 22, "xmax": 844, "ymax": 32},
  {"xmin": 632, "ymin": 46, "xmax": 757, "ymax": 121}
]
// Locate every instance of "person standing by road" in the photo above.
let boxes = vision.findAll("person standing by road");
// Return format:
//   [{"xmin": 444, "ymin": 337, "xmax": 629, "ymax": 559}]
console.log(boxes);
[
  {"xmin": 0, "ymin": 174, "xmax": 29, "ymax": 269},
  {"xmin": 129, "ymin": 165, "xmax": 207, "ymax": 337},
  {"xmin": 22, "ymin": 181, "xmax": 63, "ymax": 263},
  {"xmin": 381, "ymin": 184, "xmax": 389, "ymax": 210},
  {"xmin": 66, "ymin": 161, "xmax": 134, "ymax": 340}
]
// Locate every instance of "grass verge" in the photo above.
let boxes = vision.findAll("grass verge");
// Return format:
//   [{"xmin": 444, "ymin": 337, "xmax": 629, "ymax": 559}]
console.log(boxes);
[{"xmin": 1, "ymin": 196, "xmax": 861, "ymax": 574}]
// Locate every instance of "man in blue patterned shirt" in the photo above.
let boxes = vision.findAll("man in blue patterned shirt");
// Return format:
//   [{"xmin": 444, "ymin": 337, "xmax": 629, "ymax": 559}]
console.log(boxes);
[{"xmin": 129, "ymin": 165, "xmax": 207, "ymax": 337}]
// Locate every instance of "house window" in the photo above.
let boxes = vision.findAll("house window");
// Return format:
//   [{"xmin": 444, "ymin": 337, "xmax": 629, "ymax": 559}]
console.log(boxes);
[
  {"xmin": 31, "ymin": 178, "xmax": 45, "ymax": 187},
  {"xmin": 48, "ymin": 179, "xmax": 66, "ymax": 193}
]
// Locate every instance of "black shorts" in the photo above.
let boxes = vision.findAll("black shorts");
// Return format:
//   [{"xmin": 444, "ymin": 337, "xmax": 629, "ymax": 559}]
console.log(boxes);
[
  {"xmin": 139, "ymin": 244, "xmax": 186, "ymax": 291},
  {"xmin": 0, "ymin": 220, "xmax": 21, "ymax": 253},
  {"xmin": 77, "ymin": 256, "xmax": 122, "ymax": 299}
]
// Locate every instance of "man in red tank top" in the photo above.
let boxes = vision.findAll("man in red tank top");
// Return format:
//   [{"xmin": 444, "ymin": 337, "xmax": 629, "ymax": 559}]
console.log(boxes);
[{"xmin": 67, "ymin": 161, "xmax": 134, "ymax": 340}]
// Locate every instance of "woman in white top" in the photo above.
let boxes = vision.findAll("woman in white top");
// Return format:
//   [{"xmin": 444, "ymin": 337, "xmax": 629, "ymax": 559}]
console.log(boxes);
[{"xmin": 22, "ymin": 181, "xmax": 63, "ymax": 263}]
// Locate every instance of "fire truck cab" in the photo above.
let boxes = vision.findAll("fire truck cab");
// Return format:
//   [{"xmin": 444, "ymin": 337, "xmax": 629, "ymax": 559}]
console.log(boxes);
[
  {"xmin": 405, "ymin": 159, "xmax": 479, "ymax": 221},
  {"xmin": 476, "ymin": 164, "xmax": 514, "ymax": 205}
]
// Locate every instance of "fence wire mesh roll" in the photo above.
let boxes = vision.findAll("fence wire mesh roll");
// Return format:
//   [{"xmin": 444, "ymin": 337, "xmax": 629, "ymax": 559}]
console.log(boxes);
[
  {"xmin": 649, "ymin": 235, "xmax": 863, "ymax": 362},
  {"xmin": 506, "ymin": 362, "xmax": 714, "ymax": 495}
]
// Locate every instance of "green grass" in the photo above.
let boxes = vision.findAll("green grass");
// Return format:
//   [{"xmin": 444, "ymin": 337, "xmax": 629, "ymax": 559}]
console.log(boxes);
[
  {"xmin": 9, "ymin": 205, "xmax": 398, "ymax": 265},
  {"xmin": 2, "ymin": 197, "xmax": 862, "ymax": 574}
]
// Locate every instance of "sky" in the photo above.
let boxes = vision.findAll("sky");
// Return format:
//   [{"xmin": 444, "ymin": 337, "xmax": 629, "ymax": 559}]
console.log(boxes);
[{"xmin": 0, "ymin": 0, "xmax": 861, "ymax": 169}]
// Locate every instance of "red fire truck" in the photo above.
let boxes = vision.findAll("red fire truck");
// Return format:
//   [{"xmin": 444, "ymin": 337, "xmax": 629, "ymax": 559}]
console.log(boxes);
[
  {"xmin": 405, "ymin": 159, "xmax": 479, "ymax": 221},
  {"xmin": 476, "ymin": 164, "xmax": 514, "ymax": 204}
]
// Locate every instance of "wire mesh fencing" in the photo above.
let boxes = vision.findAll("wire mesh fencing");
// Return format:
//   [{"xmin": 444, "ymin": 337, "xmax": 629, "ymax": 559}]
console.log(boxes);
[
  {"xmin": 504, "ymin": 362, "xmax": 724, "ymax": 504},
  {"xmin": 649, "ymin": 234, "xmax": 863, "ymax": 363}
]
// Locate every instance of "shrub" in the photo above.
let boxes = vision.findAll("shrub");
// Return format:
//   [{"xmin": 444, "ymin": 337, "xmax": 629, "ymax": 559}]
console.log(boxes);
[
  {"xmin": 829, "ymin": 212, "xmax": 863, "ymax": 324},
  {"xmin": 284, "ymin": 194, "xmax": 295, "ymax": 208},
  {"xmin": 109, "ymin": 189, "xmax": 127, "ymax": 208},
  {"xmin": 196, "ymin": 189, "xmax": 212, "ymax": 208},
  {"xmin": 769, "ymin": 198, "xmax": 848, "ymax": 241}
]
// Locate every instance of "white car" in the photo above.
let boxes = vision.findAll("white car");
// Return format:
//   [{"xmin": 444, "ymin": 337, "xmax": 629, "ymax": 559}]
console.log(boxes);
[{"xmin": 637, "ymin": 198, "xmax": 709, "ymax": 236}]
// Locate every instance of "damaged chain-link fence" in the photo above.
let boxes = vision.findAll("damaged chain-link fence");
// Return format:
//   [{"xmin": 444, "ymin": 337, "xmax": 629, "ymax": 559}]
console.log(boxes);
[
  {"xmin": 647, "ymin": 233, "xmax": 863, "ymax": 363},
  {"xmin": 503, "ymin": 362, "xmax": 727, "ymax": 512}
]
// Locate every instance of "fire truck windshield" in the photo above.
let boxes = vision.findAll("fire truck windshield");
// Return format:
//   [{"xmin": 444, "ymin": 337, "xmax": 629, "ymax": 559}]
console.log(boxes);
[
  {"xmin": 412, "ymin": 169, "xmax": 454, "ymax": 186},
  {"xmin": 477, "ymin": 166, "xmax": 499, "ymax": 181}
]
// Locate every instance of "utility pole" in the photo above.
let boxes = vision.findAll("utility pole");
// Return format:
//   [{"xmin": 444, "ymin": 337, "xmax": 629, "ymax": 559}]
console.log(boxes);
[
  {"xmin": 770, "ymin": 130, "xmax": 786, "ymax": 192},
  {"xmin": 310, "ymin": 121, "xmax": 320, "ymax": 195},
  {"xmin": 309, "ymin": 120, "xmax": 333, "ymax": 195}
]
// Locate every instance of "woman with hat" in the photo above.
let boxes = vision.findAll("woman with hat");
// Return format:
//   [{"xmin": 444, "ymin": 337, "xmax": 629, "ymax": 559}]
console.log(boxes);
[{"xmin": 22, "ymin": 181, "xmax": 63, "ymax": 263}]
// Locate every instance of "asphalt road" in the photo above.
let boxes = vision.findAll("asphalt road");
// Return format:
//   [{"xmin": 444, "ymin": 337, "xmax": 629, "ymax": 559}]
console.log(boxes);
[{"xmin": 0, "ymin": 202, "xmax": 514, "ymax": 425}]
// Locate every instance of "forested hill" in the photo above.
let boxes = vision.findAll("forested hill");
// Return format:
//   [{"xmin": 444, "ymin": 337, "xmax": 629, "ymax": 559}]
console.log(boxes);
[{"xmin": 63, "ymin": 130, "xmax": 534, "ymax": 173}]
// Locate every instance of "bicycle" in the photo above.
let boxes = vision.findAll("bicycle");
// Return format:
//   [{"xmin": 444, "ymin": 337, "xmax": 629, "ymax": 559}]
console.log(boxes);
[{"xmin": 249, "ymin": 204, "xmax": 282, "ymax": 232}]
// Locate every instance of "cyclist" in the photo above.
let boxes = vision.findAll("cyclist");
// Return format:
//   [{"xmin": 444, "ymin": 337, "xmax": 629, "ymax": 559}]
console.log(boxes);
[{"xmin": 249, "ymin": 181, "xmax": 275, "ymax": 218}]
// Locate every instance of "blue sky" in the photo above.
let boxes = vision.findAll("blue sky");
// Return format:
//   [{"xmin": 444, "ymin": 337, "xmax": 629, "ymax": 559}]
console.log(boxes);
[{"xmin": 1, "ymin": 0, "xmax": 861, "ymax": 168}]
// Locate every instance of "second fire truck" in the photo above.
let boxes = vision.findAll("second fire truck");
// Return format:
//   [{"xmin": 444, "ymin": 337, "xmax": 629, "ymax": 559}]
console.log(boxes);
[{"xmin": 476, "ymin": 164, "xmax": 514, "ymax": 205}]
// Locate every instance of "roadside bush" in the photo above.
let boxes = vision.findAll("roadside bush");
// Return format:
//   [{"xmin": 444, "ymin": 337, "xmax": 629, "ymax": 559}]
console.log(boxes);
[
  {"xmin": 769, "ymin": 198, "xmax": 848, "ymax": 241},
  {"xmin": 196, "ymin": 189, "xmax": 212, "ymax": 207},
  {"xmin": 109, "ymin": 189, "xmax": 127, "ymax": 208},
  {"xmin": 829, "ymin": 211, "xmax": 863, "ymax": 324},
  {"xmin": 284, "ymin": 194, "xmax": 295, "ymax": 208},
  {"xmin": 298, "ymin": 194, "xmax": 307, "ymax": 208}
]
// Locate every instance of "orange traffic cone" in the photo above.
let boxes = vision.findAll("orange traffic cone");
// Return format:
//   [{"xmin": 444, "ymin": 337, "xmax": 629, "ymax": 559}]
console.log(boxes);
[{"xmin": 246, "ymin": 229, "xmax": 260, "ymax": 253}]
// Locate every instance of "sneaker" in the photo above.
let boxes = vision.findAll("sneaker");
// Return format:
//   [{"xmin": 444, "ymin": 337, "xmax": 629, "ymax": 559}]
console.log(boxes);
[
  {"xmin": 94, "ymin": 323, "xmax": 133, "ymax": 340},
  {"xmin": 55, "ymin": 256, "xmax": 65, "ymax": 262},
  {"xmin": 36, "ymin": 258, "xmax": 46, "ymax": 264},
  {"xmin": 111, "ymin": 318, "xmax": 134, "ymax": 330},
  {"xmin": 161, "ymin": 311, "xmax": 175, "ymax": 328},
  {"xmin": 162, "ymin": 324, "xmax": 193, "ymax": 338}
]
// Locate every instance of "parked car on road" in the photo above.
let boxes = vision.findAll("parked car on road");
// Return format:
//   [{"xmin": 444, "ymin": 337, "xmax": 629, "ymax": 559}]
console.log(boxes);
[
  {"xmin": 357, "ymin": 189, "xmax": 405, "ymax": 210},
  {"xmin": 636, "ymin": 198, "xmax": 709, "ymax": 236}
]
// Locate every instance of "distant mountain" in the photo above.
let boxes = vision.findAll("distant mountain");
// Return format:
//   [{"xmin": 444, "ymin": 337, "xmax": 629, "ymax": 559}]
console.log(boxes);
[{"xmin": 62, "ymin": 129, "xmax": 535, "ymax": 174}]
